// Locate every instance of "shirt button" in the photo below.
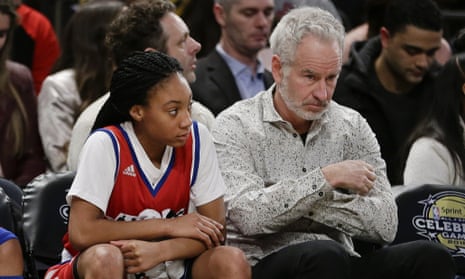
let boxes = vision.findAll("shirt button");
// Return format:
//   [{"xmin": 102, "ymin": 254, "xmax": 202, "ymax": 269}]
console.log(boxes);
[
  {"xmin": 308, "ymin": 211, "xmax": 313, "ymax": 216},
  {"xmin": 312, "ymin": 184, "xmax": 317, "ymax": 190},
  {"xmin": 284, "ymin": 203, "xmax": 289, "ymax": 208},
  {"xmin": 293, "ymin": 133, "xmax": 298, "ymax": 138},
  {"xmin": 302, "ymin": 167, "xmax": 307, "ymax": 172},
  {"xmin": 318, "ymin": 192, "xmax": 324, "ymax": 197}
]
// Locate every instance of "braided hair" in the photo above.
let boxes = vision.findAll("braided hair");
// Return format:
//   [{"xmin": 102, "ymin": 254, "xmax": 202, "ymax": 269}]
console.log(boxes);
[{"xmin": 93, "ymin": 51, "xmax": 183, "ymax": 130}]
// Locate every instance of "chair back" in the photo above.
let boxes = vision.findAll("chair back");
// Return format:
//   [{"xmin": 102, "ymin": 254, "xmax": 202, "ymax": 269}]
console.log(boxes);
[
  {"xmin": 0, "ymin": 178, "xmax": 23, "ymax": 207},
  {"xmin": 392, "ymin": 184, "xmax": 465, "ymax": 275},
  {"xmin": 22, "ymin": 171, "xmax": 75, "ymax": 277}
]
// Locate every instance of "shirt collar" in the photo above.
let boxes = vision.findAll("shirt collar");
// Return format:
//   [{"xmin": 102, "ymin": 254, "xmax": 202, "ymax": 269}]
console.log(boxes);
[{"xmin": 216, "ymin": 44, "xmax": 265, "ymax": 77}]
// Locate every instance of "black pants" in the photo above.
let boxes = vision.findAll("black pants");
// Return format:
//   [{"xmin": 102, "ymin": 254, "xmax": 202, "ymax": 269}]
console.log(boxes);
[{"xmin": 252, "ymin": 240, "xmax": 456, "ymax": 279}]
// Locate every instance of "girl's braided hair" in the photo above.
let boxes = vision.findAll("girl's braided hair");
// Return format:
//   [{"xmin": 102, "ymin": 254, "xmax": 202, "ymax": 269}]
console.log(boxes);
[{"xmin": 93, "ymin": 51, "xmax": 182, "ymax": 130}]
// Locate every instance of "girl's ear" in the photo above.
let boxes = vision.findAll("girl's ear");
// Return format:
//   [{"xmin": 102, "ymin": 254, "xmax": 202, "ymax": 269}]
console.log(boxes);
[{"xmin": 129, "ymin": 105, "xmax": 144, "ymax": 122}]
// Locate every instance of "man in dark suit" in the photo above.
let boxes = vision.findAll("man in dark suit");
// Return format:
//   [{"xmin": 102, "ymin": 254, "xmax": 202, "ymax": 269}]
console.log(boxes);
[{"xmin": 190, "ymin": 0, "xmax": 275, "ymax": 116}]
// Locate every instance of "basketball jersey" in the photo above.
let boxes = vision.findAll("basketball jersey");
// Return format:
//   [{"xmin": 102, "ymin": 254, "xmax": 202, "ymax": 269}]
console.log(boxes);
[{"xmin": 102, "ymin": 122, "xmax": 199, "ymax": 221}]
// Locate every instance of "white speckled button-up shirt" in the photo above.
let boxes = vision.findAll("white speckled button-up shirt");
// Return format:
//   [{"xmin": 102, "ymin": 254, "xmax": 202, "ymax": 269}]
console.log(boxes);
[{"xmin": 212, "ymin": 85, "xmax": 398, "ymax": 265}]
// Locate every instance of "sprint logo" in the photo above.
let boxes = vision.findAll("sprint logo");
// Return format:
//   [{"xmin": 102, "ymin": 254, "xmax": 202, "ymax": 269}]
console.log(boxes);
[{"xmin": 123, "ymin": 164, "xmax": 136, "ymax": 177}]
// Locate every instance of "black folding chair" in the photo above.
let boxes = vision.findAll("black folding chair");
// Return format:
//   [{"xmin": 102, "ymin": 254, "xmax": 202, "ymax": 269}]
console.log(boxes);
[{"xmin": 22, "ymin": 171, "xmax": 75, "ymax": 278}]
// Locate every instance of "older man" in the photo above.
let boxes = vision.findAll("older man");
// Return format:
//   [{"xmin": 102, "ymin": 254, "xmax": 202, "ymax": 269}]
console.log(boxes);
[{"xmin": 213, "ymin": 6, "xmax": 456, "ymax": 279}]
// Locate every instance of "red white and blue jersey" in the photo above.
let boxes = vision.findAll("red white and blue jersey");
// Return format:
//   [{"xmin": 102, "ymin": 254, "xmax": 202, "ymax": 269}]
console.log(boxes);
[{"xmin": 101, "ymin": 122, "xmax": 200, "ymax": 221}]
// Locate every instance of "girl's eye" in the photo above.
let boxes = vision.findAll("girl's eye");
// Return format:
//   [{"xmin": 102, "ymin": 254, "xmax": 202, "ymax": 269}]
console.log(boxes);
[{"xmin": 169, "ymin": 109, "xmax": 178, "ymax": 116}]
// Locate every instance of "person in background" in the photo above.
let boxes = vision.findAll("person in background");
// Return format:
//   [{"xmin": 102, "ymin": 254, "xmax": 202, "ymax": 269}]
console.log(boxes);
[
  {"xmin": 11, "ymin": 0, "xmax": 60, "ymax": 94},
  {"xmin": 0, "ymin": 0, "xmax": 46, "ymax": 187},
  {"xmin": 0, "ymin": 227, "xmax": 23, "ymax": 279},
  {"xmin": 189, "ymin": 0, "xmax": 275, "ymax": 116},
  {"xmin": 212, "ymin": 6, "xmax": 456, "ymax": 279},
  {"xmin": 45, "ymin": 50, "xmax": 250, "ymax": 279},
  {"xmin": 342, "ymin": 0, "xmax": 451, "ymax": 65},
  {"xmin": 66, "ymin": 0, "xmax": 215, "ymax": 171},
  {"xmin": 333, "ymin": 0, "xmax": 444, "ymax": 185},
  {"xmin": 38, "ymin": 0, "xmax": 124, "ymax": 172},
  {"xmin": 403, "ymin": 54, "xmax": 465, "ymax": 186},
  {"xmin": 174, "ymin": 0, "xmax": 220, "ymax": 58}
]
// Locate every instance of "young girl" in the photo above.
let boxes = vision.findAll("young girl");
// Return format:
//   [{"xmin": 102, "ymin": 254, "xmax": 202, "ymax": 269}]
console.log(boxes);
[{"xmin": 45, "ymin": 51, "xmax": 250, "ymax": 279}]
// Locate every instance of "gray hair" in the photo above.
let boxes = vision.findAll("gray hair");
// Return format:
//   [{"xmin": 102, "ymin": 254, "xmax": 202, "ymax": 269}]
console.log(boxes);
[{"xmin": 269, "ymin": 6, "xmax": 344, "ymax": 66}]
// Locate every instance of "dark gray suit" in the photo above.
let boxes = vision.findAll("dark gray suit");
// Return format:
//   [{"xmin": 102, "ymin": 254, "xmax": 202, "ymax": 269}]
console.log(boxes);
[{"xmin": 190, "ymin": 50, "xmax": 274, "ymax": 116}]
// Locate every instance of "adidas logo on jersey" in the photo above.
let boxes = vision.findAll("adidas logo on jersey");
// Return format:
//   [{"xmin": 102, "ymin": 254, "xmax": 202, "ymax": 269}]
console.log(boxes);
[{"xmin": 123, "ymin": 164, "xmax": 136, "ymax": 177}]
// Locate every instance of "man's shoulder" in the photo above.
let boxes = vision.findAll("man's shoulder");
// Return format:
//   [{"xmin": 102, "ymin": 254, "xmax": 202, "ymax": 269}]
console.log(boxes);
[
  {"xmin": 196, "ymin": 50, "xmax": 227, "ymax": 70},
  {"xmin": 329, "ymin": 101, "xmax": 364, "ymax": 119},
  {"xmin": 334, "ymin": 48, "xmax": 378, "ymax": 104},
  {"xmin": 191, "ymin": 101, "xmax": 215, "ymax": 131},
  {"xmin": 193, "ymin": 50, "xmax": 233, "ymax": 86},
  {"xmin": 216, "ymin": 91, "xmax": 266, "ymax": 120},
  {"xmin": 342, "ymin": 37, "xmax": 381, "ymax": 76}
]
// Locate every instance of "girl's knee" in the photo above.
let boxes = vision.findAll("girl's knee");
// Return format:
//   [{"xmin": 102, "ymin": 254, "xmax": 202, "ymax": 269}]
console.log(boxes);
[
  {"xmin": 89, "ymin": 244, "xmax": 124, "ymax": 266},
  {"xmin": 197, "ymin": 246, "xmax": 251, "ymax": 279},
  {"xmin": 78, "ymin": 243, "xmax": 124, "ymax": 278},
  {"xmin": 215, "ymin": 246, "xmax": 250, "ymax": 273}
]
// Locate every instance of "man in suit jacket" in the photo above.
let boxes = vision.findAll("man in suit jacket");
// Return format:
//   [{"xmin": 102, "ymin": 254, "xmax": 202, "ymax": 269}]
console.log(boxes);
[{"xmin": 190, "ymin": 0, "xmax": 275, "ymax": 116}]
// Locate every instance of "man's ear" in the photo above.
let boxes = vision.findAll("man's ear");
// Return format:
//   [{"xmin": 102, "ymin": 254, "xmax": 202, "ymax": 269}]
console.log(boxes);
[
  {"xmin": 271, "ymin": 54, "xmax": 283, "ymax": 84},
  {"xmin": 379, "ymin": 27, "xmax": 391, "ymax": 49},
  {"xmin": 129, "ymin": 105, "xmax": 144, "ymax": 122},
  {"xmin": 213, "ymin": 3, "xmax": 226, "ymax": 27}
]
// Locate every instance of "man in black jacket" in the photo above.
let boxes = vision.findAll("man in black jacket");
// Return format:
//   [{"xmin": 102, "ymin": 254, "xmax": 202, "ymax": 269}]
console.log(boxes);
[
  {"xmin": 190, "ymin": 0, "xmax": 275, "ymax": 115},
  {"xmin": 333, "ymin": 0, "xmax": 443, "ymax": 185}
]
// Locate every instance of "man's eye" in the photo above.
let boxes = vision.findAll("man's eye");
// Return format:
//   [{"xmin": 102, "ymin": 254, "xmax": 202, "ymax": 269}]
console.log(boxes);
[
  {"xmin": 405, "ymin": 48, "xmax": 421, "ymax": 56},
  {"xmin": 327, "ymin": 76, "xmax": 337, "ymax": 81},
  {"xmin": 306, "ymin": 75, "xmax": 315, "ymax": 80},
  {"xmin": 264, "ymin": 8, "xmax": 274, "ymax": 17},
  {"xmin": 242, "ymin": 9, "xmax": 256, "ymax": 17}
]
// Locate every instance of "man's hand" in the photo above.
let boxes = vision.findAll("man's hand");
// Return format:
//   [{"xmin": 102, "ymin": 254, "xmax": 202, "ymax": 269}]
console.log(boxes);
[{"xmin": 321, "ymin": 160, "xmax": 376, "ymax": 195}]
